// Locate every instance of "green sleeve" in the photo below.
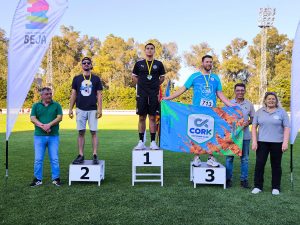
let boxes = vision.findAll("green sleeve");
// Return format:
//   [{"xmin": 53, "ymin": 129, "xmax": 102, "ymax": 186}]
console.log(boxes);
[
  {"xmin": 57, "ymin": 103, "xmax": 63, "ymax": 115},
  {"xmin": 30, "ymin": 103, "xmax": 37, "ymax": 117}
]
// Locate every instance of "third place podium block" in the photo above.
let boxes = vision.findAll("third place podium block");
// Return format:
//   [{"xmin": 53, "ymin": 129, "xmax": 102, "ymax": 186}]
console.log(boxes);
[
  {"xmin": 132, "ymin": 148, "xmax": 163, "ymax": 186},
  {"xmin": 69, "ymin": 160, "xmax": 105, "ymax": 186},
  {"xmin": 190, "ymin": 162, "xmax": 226, "ymax": 189}
]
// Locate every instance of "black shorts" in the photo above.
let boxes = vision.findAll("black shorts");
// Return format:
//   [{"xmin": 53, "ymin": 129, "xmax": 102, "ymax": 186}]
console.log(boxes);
[{"xmin": 136, "ymin": 95, "xmax": 159, "ymax": 116}]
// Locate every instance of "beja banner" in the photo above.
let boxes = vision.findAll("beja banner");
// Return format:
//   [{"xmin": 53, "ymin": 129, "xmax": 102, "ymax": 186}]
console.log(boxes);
[
  {"xmin": 6, "ymin": 0, "xmax": 68, "ymax": 140},
  {"xmin": 160, "ymin": 101, "xmax": 244, "ymax": 156}
]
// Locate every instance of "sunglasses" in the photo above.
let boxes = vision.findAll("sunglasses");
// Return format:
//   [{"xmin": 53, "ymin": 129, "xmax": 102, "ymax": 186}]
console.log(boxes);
[{"xmin": 82, "ymin": 62, "xmax": 91, "ymax": 65}]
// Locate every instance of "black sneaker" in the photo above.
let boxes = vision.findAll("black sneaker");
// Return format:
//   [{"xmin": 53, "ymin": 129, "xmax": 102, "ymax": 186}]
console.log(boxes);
[
  {"xmin": 93, "ymin": 154, "xmax": 99, "ymax": 165},
  {"xmin": 241, "ymin": 180, "xmax": 251, "ymax": 189},
  {"xmin": 226, "ymin": 179, "xmax": 232, "ymax": 188},
  {"xmin": 72, "ymin": 155, "xmax": 84, "ymax": 164},
  {"xmin": 30, "ymin": 178, "xmax": 42, "ymax": 187},
  {"xmin": 52, "ymin": 178, "xmax": 61, "ymax": 187}
]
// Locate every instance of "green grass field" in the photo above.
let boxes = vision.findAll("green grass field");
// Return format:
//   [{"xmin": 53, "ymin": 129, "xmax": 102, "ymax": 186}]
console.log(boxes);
[{"xmin": 0, "ymin": 114, "xmax": 299, "ymax": 225}]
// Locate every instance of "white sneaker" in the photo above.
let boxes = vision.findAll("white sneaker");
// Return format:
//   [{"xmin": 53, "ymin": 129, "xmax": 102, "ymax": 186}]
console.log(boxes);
[
  {"xmin": 192, "ymin": 156, "xmax": 201, "ymax": 167},
  {"xmin": 251, "ymin": 188, "xmax": 262, "ymax": 194},
  {"xmin": 272, "ymin": 189, "xmax": 280, "ymax": 195},
  {"xmin": 150, "ymin": 141, "xmax": 159, "ymax": 150},
  {"xmin": 135, "ymin": 140, "xmax": 146, "ymax": 150},
  {"xmin": 207, "ymin": 156, "xmax": 219, "ymax": 167}
]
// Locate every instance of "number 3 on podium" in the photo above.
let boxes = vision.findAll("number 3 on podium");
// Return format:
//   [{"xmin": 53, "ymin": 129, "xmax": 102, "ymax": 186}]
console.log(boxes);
[{"xmin": 205, "ymin": 169, "xmax": 215, "ymax": 182}]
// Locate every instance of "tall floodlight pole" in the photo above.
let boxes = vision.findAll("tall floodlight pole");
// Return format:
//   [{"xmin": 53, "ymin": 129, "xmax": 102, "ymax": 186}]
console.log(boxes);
[
  {"xmin": 258, "ymin": 8, "xmax": 276, "ymax": 104},
  {"xmin": 46, "ymin": 40, "xmax": 53, "ymax": 90}
]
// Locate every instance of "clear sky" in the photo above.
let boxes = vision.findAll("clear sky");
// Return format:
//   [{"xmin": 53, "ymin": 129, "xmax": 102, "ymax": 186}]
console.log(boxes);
[{"xmin": 1, "ymin": 0, "xmax": 300, "ymax": 85}]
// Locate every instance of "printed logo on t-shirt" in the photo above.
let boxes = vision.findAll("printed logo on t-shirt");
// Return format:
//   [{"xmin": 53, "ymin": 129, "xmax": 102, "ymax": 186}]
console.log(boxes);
[
  {"xmin": 200, "ymin": 83, "xmax": 213, "ymax": 98},
  {"xmin": 80, "ymin": 80, "xmax": 93, "ymax": 96},
  {"xmin": 273, "ymin": 115, "xmax": 280, "ymax": 120},
  {"xmin": 153, "ymin": 65, "xmax": 158, "ymax": 69}
]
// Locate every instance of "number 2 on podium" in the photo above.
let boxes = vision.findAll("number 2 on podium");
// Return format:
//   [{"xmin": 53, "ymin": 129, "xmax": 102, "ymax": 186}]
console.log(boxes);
[{"xmin": 80, "ymin": 167, "xmax": 90, "ymax": 179}]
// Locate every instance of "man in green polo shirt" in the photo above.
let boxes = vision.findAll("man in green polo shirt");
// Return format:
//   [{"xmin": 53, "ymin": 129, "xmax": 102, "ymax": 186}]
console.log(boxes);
[{"xmin": 30, "ymin": 87, "xmax": 63, "ymax": 187}]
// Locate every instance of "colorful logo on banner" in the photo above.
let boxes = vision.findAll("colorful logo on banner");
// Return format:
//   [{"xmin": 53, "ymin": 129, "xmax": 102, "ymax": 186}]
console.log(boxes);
[
  {"xmin": 160, "ymin": 101, "xmax": 244, "ymax": 156},
  {"xmin": 24, "ymin": 0, "xmax": 49, "ymax": 45},
  {"xmin": 26, "ymin": 0, "xmax": 49, "ymax": 29},
  {"xmin": 187, "ymin": 114, "xmax": 214, "ymax": 143},
  {"xmin": 7, "ymin": 0, "xmax": 68, "ymax": 140}
]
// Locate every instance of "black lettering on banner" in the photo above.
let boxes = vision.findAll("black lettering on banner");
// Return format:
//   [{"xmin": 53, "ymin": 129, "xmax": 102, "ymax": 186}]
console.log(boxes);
[
  {"xmin": 41, "ymin": 35, "xmax": 46, "ymax": 44},
  {"xmin": 144, "ymin": 152, "xmax": 152, "ymax": 164},
  {"xmin": 80, "ymin": 167, "xmax": 90, "ymax": 179},
  {"xmin": 205, "ymin": 169, "xmax": 215, "ymax": 182},
  {"xmin": 24, "ymin": 35, "xmax": 29, "ymax": 44},
  {"xmin": 30, "ymin": 35, "xmax": 35, "ymax": 44}
]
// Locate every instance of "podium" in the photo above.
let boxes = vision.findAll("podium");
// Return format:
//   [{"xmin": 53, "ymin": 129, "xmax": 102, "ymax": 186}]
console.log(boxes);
[
  {"xmin": 69, "ymin": 160, "xmax": 105, "ymax": 186},
  {"xmin": 190, "ymin": 162, "xmax": 226, "ymax": 189},
  {"xmin": 132, "ymin": 148, "xmax": 163, "ymax": 186}
]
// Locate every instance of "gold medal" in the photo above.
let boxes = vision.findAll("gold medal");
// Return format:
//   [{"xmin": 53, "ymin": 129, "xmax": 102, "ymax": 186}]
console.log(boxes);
[
  {"xmin": 82, "ymin": 80, "xmax": 91, "ymax": 86},
  {"xmin": 145, "ymin": 60, "xmax": 154, "ymax": 80}
]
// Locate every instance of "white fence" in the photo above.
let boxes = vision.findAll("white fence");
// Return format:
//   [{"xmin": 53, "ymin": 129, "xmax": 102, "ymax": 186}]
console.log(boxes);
[
  {"xmin": 0, "ymin": 109, "xmax": 136, "ymax": 115},
  {"xmin": 0, "ymin": 107, "xmax": 291, "ymax": 117}
]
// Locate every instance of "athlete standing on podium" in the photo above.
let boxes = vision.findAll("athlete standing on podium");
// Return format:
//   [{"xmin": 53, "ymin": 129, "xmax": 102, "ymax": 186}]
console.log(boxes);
[
  {"xmin": 69, "ymin": 57, "xmax": 103, "ymax": 164},
  {"xmin": 163, "ymin": 55, "xmax": 234, "ymax": 167},
  {"xmin": 132, "ymin": 43, "xmax": 166, "ymax": 150}
]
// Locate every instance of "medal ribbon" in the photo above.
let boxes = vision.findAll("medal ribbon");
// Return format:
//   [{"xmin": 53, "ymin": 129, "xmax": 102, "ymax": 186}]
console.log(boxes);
[
  {"xmin": 202, "ymin": 71, "xmax": 211, "ymax": 88},
  {"xmin": 82, "ymin": 72, "xmax": 91, "ymax": 83},
  {"xmin": 145, "ymin": 60, "xmax": 154, "ymax": 75}
]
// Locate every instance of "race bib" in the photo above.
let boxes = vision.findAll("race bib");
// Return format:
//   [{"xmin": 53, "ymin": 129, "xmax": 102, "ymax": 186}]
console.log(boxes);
[{"xmin": 200, "ymin": 99, "xmax": 213, "ymax": 107}]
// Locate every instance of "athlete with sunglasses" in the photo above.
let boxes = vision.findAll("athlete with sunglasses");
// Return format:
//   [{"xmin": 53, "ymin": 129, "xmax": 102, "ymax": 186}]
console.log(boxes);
[{"xmin": 69, "ymin": 57, "xmax": 103, "ymax": 165}]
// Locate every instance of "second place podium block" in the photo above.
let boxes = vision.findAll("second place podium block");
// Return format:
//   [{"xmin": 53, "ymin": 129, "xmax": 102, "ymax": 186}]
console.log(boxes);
[{"xmin": 69, "ymin": 160, "xmax": 105, "ymax": 186}]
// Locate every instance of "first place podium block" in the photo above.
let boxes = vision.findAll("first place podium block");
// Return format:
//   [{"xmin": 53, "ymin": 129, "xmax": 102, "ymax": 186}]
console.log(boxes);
[
  {"xmin": 190, "ymin": 162, "xmax": 226, "ymax": 189},
  {"xmin": 132, "ymin": 149, "xmax": 163, "ymax": 186},
  {"xmin": 69, "ymin": 160, "xmax": 105, "ymax": 186}
]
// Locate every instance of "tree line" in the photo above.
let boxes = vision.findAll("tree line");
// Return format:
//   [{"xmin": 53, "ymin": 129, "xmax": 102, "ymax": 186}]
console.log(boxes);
[{"xmin": 0, "ymin": 25, "xmax": 292, "ymax": 110}]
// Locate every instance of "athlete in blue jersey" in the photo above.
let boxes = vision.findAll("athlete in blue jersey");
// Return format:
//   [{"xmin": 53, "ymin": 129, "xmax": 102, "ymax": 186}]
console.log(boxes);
[
  {"xmin": 184, "ymin": 72, "xmax": 222, "ymax": 107},
  {"xmin": 163, "ymin": 55, "xmax": 235, "ymax": 167}
]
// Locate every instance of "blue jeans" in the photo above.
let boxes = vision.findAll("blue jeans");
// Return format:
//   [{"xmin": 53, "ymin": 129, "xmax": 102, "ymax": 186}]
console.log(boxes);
[
  {"xmin": 34, "ymin": 136, "xmax": 60, "ymax": 180},
  {"xmin": 226, "ymin": 140, "xmax": 250, "ymax": 181}
]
